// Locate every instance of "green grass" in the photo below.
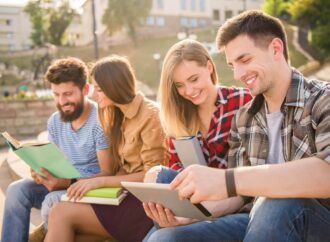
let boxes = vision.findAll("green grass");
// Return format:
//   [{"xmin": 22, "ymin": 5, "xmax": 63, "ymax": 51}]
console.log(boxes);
[{"xmin": 1, "ymin": 26, "xmax": 308, "ymax": 91}]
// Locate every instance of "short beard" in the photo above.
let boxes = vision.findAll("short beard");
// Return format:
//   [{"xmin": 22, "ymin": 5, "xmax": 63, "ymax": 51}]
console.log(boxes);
[{"xmin": 57, "ymin": 95, "xmax": 85, "ymax": 122}]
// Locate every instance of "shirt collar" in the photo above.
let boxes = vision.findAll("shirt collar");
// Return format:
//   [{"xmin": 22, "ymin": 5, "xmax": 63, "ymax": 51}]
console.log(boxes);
[
  {"xmin": 214, "ymin": 86, "xmax": 228, "ymax": 106},
  {"xmin": 122, "ymin": 92, "xmax": 144, "ymax": 119}
]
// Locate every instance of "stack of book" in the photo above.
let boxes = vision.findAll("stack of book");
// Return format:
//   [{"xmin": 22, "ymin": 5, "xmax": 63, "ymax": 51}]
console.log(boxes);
[{"xmin": 61, "ymin": 187, "xmax": 127, "ymax": 206}]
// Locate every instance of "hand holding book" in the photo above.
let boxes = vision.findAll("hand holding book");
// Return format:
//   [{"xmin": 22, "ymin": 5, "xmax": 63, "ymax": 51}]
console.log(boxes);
[{"xmin": 1, "ymin": 132, "xmax": 80, "ymax": 179}]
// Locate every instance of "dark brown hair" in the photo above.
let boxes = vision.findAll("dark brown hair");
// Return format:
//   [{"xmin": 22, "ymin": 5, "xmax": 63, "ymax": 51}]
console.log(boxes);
[
  {"xmin": 45, "ymin": 57, "xmax": 88, "ymax": 89},
  {"xmin": 216, "ymin": 10, "xmax": 289, "ymax": 61},
  {"xmin": 91, "ymin": 55, "xmax": 136, "ymax": 175}
]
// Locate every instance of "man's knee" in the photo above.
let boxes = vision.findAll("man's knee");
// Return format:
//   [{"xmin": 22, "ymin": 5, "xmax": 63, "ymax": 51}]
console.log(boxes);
[
  {"xmin": 5, "ymin": 179, "xmax": 34, "ymax": 204},
  {"xmin": 144, "ymin": 165, "xmax": 164, "ymax": 183}
]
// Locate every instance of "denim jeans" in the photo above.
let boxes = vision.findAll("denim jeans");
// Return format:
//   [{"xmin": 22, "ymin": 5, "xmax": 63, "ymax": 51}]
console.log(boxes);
[
  {"xmin": 144, "ymin": 167, "xmax": 330, "ymax": 242},
  {"xmin": 41, "ymin": 189, "xmax": 66, "ymax": 229},
  {"xmin": 244, "ymin": 197, "xmax": 330, "ymax": 242},
  {"xmin": 1, "ymin": 179, "xmax": 48, "ymax": 242}
]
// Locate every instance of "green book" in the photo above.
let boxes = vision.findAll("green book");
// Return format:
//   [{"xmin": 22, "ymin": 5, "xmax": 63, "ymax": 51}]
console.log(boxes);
[
  {"xmin": 1, "ymin": 132, "xmax": 80, "ymax": 179},
  {"xmin": 84, "ymin": 187, "xmax": 123, "ymax": 198}
]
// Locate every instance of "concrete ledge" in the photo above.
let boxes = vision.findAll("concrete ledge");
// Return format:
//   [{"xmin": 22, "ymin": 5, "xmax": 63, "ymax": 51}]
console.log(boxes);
[{"xmin": 298, "ymin": 60, "xmax": 321, "ymax": 76}]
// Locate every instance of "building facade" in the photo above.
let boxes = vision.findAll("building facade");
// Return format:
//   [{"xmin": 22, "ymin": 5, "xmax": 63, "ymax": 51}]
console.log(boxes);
[
  {"xmin": 66, "ymin": 0, "xmax": 263, "ymax": 46},
  {"xmin": 0, "ymin": 0, "xmax": 263, "ymax": 50},
  {"xmin": 0, "ymin": 4, "xmax": 32, "ymax": 52}
]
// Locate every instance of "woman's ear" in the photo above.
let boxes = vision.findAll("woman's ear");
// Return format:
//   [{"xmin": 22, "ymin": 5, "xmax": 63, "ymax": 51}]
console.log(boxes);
[{"xmin": 206, "ymin": 60, "xmax": 214, "ymax": 74}]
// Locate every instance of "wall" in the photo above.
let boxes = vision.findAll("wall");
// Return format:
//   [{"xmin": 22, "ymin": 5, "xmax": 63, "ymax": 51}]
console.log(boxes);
[{"xmin": 0, "ymin": 99, "xmax": 56, "ymax": 147}]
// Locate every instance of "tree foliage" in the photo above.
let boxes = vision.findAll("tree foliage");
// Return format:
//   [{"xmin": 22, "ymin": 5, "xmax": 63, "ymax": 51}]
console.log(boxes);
[
  {"xmin": 102, "ymin": 0, "xmax": 152, "ymax": 45},
  {"xmin": 262, "ymin": 0, "xmax": 291, "ymax": 19},
  {"xmin": 289, "ymin": 0, "xmax": 330, "ymax": 56},
  {"xmin": 24, "ymin": 0, "xmax": 47, "ymax": 46},
  {"xmin": 24, "ymin": 0, "xmax": 74, "ymax": 46}
]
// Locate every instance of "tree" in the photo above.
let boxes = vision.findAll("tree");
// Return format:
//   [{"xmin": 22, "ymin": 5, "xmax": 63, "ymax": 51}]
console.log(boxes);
[
  {"xmin": 262, "ymin": 0, "xmax": 291, "ymax": 20},
  {"xmin": 48, "ymin": 1, "xmax": 74, "ymax": 45},
  {"xmin": 102, "ymin": 0, "xmax": 152, "ymax": 45},
  {"xmin": 289, "ymin": 0, "xmax": 330, "ymax": 56},
  {"xmin": 24, "ymin": 0, "xmax": 47, "ymax": 46},
  {"xmin": 24, "ymin": 0, "xmax": 74, "ymax": 46}
]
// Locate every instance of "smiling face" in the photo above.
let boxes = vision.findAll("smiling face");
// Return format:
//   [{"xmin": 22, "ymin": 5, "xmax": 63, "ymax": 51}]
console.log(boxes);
[
  {"xmin": 51, "ymin": 81, "xmax": 85, "ymax": 122},
  {"xmin": 225, "ymin": 34, "xmax": 278, "ymax": 96},
  {"xmin": 173, "ymin": 60, "xmax": 215, "ymax": 106},
  {"xmin": 91, "ymin": 78, "xmax": 113, "ymax": 108}
]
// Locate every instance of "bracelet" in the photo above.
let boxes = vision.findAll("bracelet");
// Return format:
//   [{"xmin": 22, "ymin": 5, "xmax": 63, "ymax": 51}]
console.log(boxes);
[
  {"xmin": 70, "ymin": 178, "xmax": 77, "ymax": 185},
  {"xmin": 225, "ymin": 169, "xmax": 237, "ymax": 197}
]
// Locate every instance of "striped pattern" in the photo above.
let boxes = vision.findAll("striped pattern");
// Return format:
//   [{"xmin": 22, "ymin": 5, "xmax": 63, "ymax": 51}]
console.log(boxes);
[
  {"xmin": 168, "ymin": 86, "xmax": 252, "ymax": 171},
  {"xmin": 47, "ymin": 103, "xmax": 109, "ymax": 177}
]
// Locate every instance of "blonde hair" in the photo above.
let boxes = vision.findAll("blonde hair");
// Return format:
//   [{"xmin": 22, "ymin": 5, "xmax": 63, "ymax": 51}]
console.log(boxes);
[
  {"xmin": 158, "ymin": 39, "xmax": 218, "ymax": 137},
  {"xmin": 91, "ymin": 55, "xmax": 136, "ymax": 175}
]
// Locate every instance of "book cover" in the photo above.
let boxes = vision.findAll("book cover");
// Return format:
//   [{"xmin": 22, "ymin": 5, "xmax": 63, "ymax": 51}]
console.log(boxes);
[
  {"xmin": 61, "ymin": 191, "xmax": 127, "ymax": 206},
  {"xmin": 172, "ymin": 136, "xmax": 207, "ymax": 168},
  {"xmin": 1, "ymin": 132, "xmax": 80, "ymax": 179},
  {"xmin": 84, "ymin": 187, "xmax": 123, "ymax": 198}
]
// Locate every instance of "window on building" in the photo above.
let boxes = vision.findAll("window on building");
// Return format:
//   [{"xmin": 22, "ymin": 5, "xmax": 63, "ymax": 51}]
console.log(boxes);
[
  {"xmin": 146, "ymin": 16, "xmax": 155, "ymax": 25},
  {"xmin": 156, "ymin": 16, "xmax": 165, "ymax": 26},
  {"xmin": 200, "ymin": 0, "xmax": 206, "ymax": 11},
  {"xmin": 7, "ymin": 32, "xmax": 13, "ymax": 39},
  {"xmin": 190, "ymin": 18, "xmax": 197, "ymax": 27},
  {"xmin": 6, "ymin": 19, "xmax": 11, "ymax": 26},
  {"xmin": 225, "ymin": 10, "xmax": 233, "ymax": 19},
  {"xmin": 213, "ymin": 9, "xmax": 220, "ymax": 21},
  {"xmin": 180, "ymin": 0, "xmax": 186, "ymax": 10},
  {"xmin": 191, "ymin": 0, "xmax": 196, "ymax": 11},
  {"xmin": 156, "ymin": 0, "xmax": 164, "ymax": 9},
  {"xmin": 180, "ymin": 17, "xmax": 189, "ymax": 27}
]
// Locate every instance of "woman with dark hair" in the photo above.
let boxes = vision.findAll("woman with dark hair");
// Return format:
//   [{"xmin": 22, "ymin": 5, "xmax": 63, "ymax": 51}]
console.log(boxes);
[{"xmin": 45, "ymin": 55, "xmax": 166, "ymax": 242}]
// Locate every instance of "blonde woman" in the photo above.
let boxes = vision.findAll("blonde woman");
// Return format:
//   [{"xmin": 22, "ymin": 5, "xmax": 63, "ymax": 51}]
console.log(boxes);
[
  {"xmin": 143, "ymin": 39, "xmax": 252, "ymax": 242},
  {"xmin": 45, "ymin": 55, "xmax": 166, "ymax": 242}
]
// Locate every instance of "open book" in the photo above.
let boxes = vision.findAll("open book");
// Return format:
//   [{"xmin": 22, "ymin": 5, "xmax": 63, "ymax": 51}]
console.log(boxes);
[
  {"xmin": 1, "ymin": 132, "xmax": 80, "ymax": 179},
  {"xmin": 61, "ymin": 187, "xmax": 127, "ymax": 205},
  {"xmin": 172, "ymin": 136, "xmax": 207, "ymax": 168},
  {"xmin": 122, "ymin": 182, "xmax": 212, "ymax": 220}
]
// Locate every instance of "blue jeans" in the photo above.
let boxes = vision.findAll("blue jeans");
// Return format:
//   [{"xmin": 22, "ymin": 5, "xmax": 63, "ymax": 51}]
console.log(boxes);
[
  {"xmin": 144, "ymin": 167, "xmax": 330, "ymax": 242},
  {"xmin": 244, "ymin": 197, "xmax": 330, "ymax": 242},
  {"xmin": 1, "ymin": 179, "xmax": 48, "ymax": 242}
]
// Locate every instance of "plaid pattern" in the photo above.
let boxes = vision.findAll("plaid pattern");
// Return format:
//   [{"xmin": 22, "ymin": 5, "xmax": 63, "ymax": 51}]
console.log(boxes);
[
  {"xmin": 168, "ymin": 86, "xmax": 252, "ymax": 171},
  {"xmin": 228, "ymin": 69, "xmax": 330, "ymax": 209}
]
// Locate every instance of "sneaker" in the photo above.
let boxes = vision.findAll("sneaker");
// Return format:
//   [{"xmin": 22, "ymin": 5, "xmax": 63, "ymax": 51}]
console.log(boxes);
[{"xmin": 28, "ymin": 223, "xmax": 46, "ymax": 242}]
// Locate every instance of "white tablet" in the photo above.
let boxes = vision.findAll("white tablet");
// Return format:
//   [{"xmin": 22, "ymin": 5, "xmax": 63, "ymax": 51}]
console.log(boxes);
[{"xmin": 121, "ymin": 181, "xmax": 212, "ymax": 220}]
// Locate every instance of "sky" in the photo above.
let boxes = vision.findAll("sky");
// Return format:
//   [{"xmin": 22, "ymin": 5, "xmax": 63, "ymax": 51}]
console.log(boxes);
[{"xmin": 0, "ymin": 0, "xmax": 84, "ymax": 8}]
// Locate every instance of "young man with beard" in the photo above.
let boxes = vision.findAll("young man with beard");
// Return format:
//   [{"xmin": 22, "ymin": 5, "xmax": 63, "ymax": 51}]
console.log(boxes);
[{"xmin": 1, "ymin": 57, "xmax": 110, "ymax": 242}]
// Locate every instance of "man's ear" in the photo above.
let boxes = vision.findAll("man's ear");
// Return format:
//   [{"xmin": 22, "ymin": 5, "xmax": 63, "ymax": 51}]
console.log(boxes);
[{"xmin": 270, "ymin": 38, "xmax": 284, "ymax": 60}]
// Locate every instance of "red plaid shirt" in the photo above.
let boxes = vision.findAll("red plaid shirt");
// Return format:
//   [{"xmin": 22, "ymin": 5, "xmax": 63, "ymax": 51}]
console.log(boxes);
[{"xmin": 168, "ymin": 86, "xmax": 252, "ymax": 171}]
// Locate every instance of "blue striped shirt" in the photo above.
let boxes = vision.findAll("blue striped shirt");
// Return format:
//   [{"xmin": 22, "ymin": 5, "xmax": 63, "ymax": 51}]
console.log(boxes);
[{"xmin": 47, "ymin": 102, "xmax": 109, "ymax": 177}]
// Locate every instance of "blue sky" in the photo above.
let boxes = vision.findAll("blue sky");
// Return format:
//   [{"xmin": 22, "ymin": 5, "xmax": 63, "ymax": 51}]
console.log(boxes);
[{"xmin": 0, "ymin": 0, "xmax": 84, "ymax": 8}]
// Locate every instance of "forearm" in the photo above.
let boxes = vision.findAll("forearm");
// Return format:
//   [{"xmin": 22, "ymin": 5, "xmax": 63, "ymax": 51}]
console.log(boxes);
[
  {"xmin": 202, "ymin": 196, "xmax": 244, "ymax": 217},
  {"xmin": 235, "ymin": 157, "xmax": 330, "ymax": 198},
  {"xmin": 97, "ymin": 171, "xmax": 146, "ymax": 187}
]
